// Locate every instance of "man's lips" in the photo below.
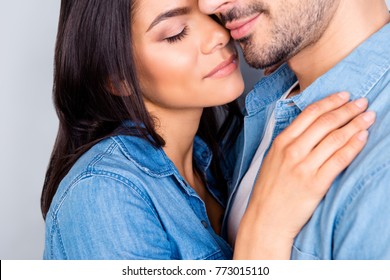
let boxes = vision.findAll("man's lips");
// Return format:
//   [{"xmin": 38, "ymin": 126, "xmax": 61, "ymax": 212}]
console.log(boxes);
[
  {"xmin": 204, "ymin": 53, "xmax": 238, "ymax": 79},
  {"xmin": 225, "ymin": 13, "xmax": 262, "ymax": 40}
]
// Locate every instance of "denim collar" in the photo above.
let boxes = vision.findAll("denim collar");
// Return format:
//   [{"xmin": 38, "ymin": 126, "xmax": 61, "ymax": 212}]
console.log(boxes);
[
  {"xmin": 246, "ymin": 23, "xmax": 390, "ymax": 115},
  {"xmin": 113, "ymin": 127, "xmax": 212, "ymax": 178},
  {"xmin": 292, "ymin": 23, "xmax": 390, "ymax": 111},
  {"xmin": 245, "ymin": 64, "xmax": 297, "ymax": 115}
]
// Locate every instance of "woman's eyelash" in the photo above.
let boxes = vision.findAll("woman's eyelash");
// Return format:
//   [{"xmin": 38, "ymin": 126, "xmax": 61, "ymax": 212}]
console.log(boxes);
[{"xmin": 165, "ymin": 26, "xmax": 188, "ymax": 43}]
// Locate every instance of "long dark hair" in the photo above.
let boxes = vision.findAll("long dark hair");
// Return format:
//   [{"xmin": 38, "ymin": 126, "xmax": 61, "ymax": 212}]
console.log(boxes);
[{"xmin": 41, "ymin": 0, "xmax": 243, "ymax": 219}]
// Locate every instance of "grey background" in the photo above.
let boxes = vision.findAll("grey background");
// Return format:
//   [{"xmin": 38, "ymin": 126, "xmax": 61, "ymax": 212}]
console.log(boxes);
[{"xmin": 1, "ymin": 0, "xmax": 389, "ymax": 260}]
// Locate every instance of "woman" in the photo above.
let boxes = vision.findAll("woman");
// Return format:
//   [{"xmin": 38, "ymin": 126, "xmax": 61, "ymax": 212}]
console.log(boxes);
[{"xmin": 41, "ymin": 0, "xmax": 373, "ymax": 259}]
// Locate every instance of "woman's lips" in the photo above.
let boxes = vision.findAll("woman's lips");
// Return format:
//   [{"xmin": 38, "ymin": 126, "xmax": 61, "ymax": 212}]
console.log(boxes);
[
  {"xmin": 226, "ymin": 13, "xmax": 262, "ymax": 40},
  {"xmin": 204, "ymin": 53, "xmax": 238, "ymax": 79}
]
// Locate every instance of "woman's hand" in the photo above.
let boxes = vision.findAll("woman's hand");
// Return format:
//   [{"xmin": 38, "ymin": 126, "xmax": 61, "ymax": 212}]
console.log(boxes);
[{"xmin": 234, "ymin": 92, "xmax": 375, "ymax": 259}]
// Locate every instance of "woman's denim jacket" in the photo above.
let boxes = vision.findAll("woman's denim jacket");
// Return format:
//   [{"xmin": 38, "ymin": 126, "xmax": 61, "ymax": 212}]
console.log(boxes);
[{"xmin": 43, "ymin": 132, "xmax": 233, "ymax": 260}]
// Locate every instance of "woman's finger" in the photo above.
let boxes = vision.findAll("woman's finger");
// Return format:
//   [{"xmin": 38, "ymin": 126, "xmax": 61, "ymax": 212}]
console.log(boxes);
[
  {"xmin": 285, "ymin": 98, "xmax": 368, "ymax": 159},
  {"xmin": 315, "ymin": 130, "xmax": 369, "ymax": 189},
  {"xmin": 279, "ymin": 92, "xmax": 350, "ymax": 141},
  {"xmin": 304, "ymin": 111, "xmax": 375, "ymax": 170}
]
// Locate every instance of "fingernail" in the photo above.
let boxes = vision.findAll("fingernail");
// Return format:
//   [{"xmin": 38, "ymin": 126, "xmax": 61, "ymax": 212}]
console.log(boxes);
[
  {"xmin": 357, "ymin": 130, "xmax": 369, "ymax": 142},
  {"xmin": 362, "ymin": 111, "xmax": 376, "ymax": 123},
  {"xmin": 338, "ymin": 92, "xmax": 350, "ymax": 99},
  {"xmin": 354, "ymin": 98, "xmax": 368, "ymax": 108}
]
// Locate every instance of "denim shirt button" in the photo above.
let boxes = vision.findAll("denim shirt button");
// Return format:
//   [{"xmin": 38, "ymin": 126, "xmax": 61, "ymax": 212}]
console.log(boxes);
[
  {"xmin": 201, "ymin": 151, "xmax": 208, "ymax": 159},
  {"xmin": 201, "ymin": 220, "xmax": 208, "ymax": 228}
]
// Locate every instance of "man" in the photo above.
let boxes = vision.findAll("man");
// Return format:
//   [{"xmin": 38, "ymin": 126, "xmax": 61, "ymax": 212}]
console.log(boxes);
[{"xmin": 199, "ymin": 0, "xmax": 390, "ymax": 259}]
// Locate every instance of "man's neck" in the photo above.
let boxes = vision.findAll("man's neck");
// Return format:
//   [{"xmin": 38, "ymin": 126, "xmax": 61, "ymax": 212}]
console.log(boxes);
[{"xmin": 288, "ymin": 0, "xmax": 390, "ymax": 93}]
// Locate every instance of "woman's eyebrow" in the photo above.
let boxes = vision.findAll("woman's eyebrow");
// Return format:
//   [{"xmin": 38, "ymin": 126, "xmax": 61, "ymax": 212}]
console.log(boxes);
[{"xmin": 147, "ymin": 7, "xmax": 191, "ymax": 32}]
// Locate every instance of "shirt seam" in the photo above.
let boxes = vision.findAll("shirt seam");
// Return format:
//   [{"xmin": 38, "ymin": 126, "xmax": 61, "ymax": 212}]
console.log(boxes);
[
  {"xmin": 87, "ymin": 140, "xmax": 118, "ymax": 172},
  {"xmin": 49, "ymin": 218, "xmax": 68, "ymax": 259},
  {"xmin": 52, "ymin": 170, "xmax": 162, "ymax": 222},
  {"xmin": 50, "ymin": 170, "xmax": 171, "ymax": 259},
  {"xmin": 360, "ymin": 63, "xmax": 390, "ymax": 99},
  {"xmin": 246, "ymin": 74, "xmax": 297, "ymax": 115},
  {"xmin": 49, "ymin": 141, "xmax": 118, "ymax": 221},
  {"xmin": 201, "ymin": 250, "xmax": 224, "ymax": 260},
  {"xmin": 334, "ymin": 159, "xmax": 390, "ymax": 233},
  {"xmin": 111, "ymin": 136, "xmax": 174, "ymax": 178},
  {"xmin": 292, "ymin": 245, "xmax": 320, "ymax": 260}
]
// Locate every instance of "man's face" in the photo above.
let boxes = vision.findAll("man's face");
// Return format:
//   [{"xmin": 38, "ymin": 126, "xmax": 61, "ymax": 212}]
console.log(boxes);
[{"xmin": 198, "ymin": 0, "xmax": 339, "ymax": 69}]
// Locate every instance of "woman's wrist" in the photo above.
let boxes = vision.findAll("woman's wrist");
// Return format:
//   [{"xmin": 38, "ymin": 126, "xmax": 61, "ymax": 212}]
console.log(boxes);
[{"xmin": 233, "ymin": 206, "xmax": 295, "ymax": 260}]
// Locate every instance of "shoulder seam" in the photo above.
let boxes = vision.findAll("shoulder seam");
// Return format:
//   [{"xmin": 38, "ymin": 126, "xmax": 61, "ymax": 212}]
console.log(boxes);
[
  {"xmin": 362, "ymin": 62, "xmax": 390, "ymax": 98},
  {"xmin": 111, "ymin": 136, "xmax": 174, "ymax": 178},
  {"xmin": 51, "ymin": 170, "xmax": 160, "ymax": 222},
  {"xmin": 87, "ymin": 140, "xmax": 118, "ymax": 172},
  {"xmin": 334, "ymin": 159, "xmax": 390, "ymax": 232}
]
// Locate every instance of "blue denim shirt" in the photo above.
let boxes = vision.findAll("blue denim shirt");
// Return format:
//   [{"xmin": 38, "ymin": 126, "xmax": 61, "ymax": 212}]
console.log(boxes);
[
  {"xmin": 226, "ymin": 23, "xmax": 390, "ymax": 259},
  {"xmin": 44, "ymin": 133, "xmax": 233, "ymax": 260}
]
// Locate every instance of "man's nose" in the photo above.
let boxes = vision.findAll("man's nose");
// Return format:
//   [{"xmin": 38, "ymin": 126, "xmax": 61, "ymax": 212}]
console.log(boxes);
[{"xmin": 198, "ymin": 0, "xmax": 234, "ymax": 15}]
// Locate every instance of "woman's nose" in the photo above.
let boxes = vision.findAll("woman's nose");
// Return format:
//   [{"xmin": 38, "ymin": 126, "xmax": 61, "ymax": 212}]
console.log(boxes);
[{"xmin": 201, "ymin": 18, "xmax": 231, "ymax": 54}]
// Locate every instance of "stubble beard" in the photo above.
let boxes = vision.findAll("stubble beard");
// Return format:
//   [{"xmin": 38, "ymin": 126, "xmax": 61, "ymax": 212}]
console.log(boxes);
[
  {"xmin": 237, "ymin": 32, "xmax": 302, "ymax": 69},
  {"xmin": 223, "ymin": 1, "xmax": 338, "ymax": 70}
]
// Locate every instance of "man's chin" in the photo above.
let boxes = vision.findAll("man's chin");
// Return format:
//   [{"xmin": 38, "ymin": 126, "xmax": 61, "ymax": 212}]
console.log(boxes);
[
  {"xmin": 241, "ymin": 45, "xmax": 290, "ymax": 70},
  {"xmin": 242, "ymin": 51, "xmax": 274, "ymax": 70}
]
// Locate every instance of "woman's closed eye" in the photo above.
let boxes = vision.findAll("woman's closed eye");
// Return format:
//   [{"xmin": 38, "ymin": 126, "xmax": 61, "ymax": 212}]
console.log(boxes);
[{"xmin": 165, "ymin": 26, "xmax": 188, "ymax": 43}]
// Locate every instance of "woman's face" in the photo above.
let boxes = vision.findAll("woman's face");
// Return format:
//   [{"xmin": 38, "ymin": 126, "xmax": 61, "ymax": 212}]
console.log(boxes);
[{"xmin": 132, "ymin": 0, "xmax": 244, "ymax": 110}]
